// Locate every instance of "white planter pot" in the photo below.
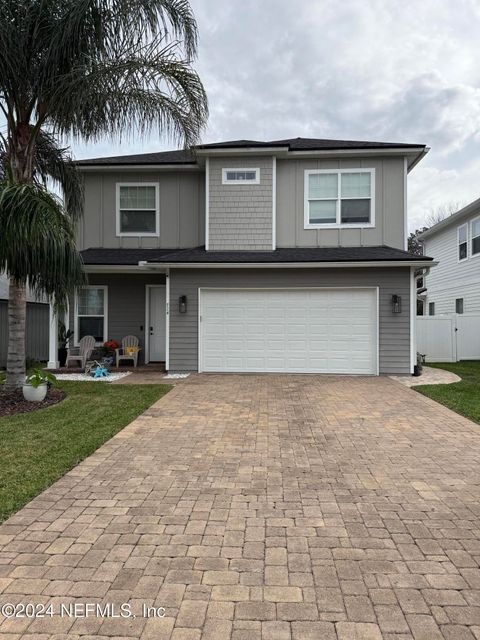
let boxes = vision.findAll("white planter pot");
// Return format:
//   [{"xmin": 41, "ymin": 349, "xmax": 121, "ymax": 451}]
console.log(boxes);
[{"xmin": 22, "ymin": 382, "xmax": 48, "ymax": 402}]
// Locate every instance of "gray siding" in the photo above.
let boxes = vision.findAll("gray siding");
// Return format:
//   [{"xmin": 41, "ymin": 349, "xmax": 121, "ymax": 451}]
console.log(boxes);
[
  {"xmin": 78, "ymin": 154, "xmax": 408, "ymax": 253},
  {"xmin": 69, "ymin": 274, "xmax": 166, "ymax": 363},
  {"xmin": 77, "ymin": 171, "xmax": 205, "ymax": 250},
  {"xmin": 0, "ymin": 302, "xmax": 49, "ymax": 366},
  {"xmin": 276, "ymin": 156, "xmax": 406, "ymax": 250},
  {"xmin": 169, "ymin": 268, "xmax": 411, "ymax": 374},
  {"xmin": 208, "ymin": 157, "xmax": 273, "ymax": 250},
  {"xmin": 423, "ymin": 211, "xmax": 480, "ymax": 314}
]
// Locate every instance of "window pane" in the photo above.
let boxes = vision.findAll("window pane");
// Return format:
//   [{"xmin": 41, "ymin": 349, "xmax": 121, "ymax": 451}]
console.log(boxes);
[
  {"xmin": 120, "ymin": 186, "xmax": 156, "ymax": 209},
  {"xmin": 78, "ymin": 317, "xmax": 104, "ymax": 343},
  {"xmin": 77, "ymin": 288, "xmax": 104, "ymax": 316},
  {"xmin": 473, "ymin": 236, "xmax": 480, "ymax": 255},
  {"xmin": 472, "ymin": 219, "xmax": 480, "ymax": 238},
  {"xmin": 120, "ymin": 210, "xmax": 156, "ymax": 233},
  {"xmin": 459, "ymin": 224, "xmax": 467, "ymax": 243},
  {"xmin": 456, "ymin": 298, "xmax": 464, "ymax": 314},
  {"xmin": 308, "ymin": 173, "xmax": 338, "ymax": 199},
  {"xmin": 341, "ymin": 172, "xmax": 371, "ymax": 198},
  {"xmin": 340, "ymin": 199, "xmax": 370, "ymax": 223},
  {"xmin": 309, "ymin": 200, "xmax": 337, "ymax": 224},
  {"xmin": 226, "ymin": 170, "xmax": 257, "ymax": 181},
  {"xmin": 459, "ymin": 242, "xmax": 467, "ymax": 260},
  {"xmin": 429, "ymin": 302, "xmax": 435, "ymax": 316}
]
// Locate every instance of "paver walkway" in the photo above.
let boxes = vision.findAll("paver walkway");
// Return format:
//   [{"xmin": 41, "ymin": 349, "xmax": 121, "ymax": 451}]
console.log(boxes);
[{"xmin": 1, "ymin": 375, "xmax": 480, "ymax": 640}]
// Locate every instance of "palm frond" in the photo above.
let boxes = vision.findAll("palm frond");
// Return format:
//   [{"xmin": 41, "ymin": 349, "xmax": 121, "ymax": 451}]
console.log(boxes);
[
  {"xmin": 49, "ymin": 40, "xmax": 207, "ymax": 146},
  {"xmin": 34, "ymin": 131, "xmax": 83, "ymax": 221},
  {"xmin": 0, "ymin": 182, "xmax": 86, "ymax": 307}
]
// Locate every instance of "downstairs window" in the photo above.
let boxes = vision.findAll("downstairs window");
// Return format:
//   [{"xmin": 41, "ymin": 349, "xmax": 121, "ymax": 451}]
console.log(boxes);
[{"xmin": 75, "ymin": 286, "xmax": 107, "ymax": 345}]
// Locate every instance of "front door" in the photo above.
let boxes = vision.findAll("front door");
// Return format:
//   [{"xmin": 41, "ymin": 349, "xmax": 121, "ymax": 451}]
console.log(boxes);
[{"xmin": 148, "ymin": 286, "xmax": 166, "ymax": 361}]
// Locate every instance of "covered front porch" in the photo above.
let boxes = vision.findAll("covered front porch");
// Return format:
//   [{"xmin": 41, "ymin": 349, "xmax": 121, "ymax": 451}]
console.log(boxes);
[{"xmin": 47, "ymin": 269, "xmax": 169, "ymax": 370}]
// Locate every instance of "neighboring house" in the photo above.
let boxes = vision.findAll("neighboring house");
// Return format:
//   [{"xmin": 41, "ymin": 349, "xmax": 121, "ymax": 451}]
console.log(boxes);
[
  {"xmin": 48, "ymin": 137, "xmax": 433, "ymax": 375},
  {"xmin": 418, "ymin": 197, "xmax": 480, "ymax": 316},
  {"xmin": 0, "ymin": 275, "xmax": 49, "ymax": 367}
]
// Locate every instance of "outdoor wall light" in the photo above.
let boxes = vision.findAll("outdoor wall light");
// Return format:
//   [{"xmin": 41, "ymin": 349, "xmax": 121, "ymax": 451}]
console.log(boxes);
[
  {"xmin": 392, "ymin": 294, "xmax": 402, "ymax": 313},
  {"xmin": 179, "ymin": 295, "xmax": 187, "ymax": 314}
]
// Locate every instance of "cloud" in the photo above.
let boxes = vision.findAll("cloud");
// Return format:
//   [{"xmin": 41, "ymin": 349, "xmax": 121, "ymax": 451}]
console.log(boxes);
[
  {"xmin": 5, "ymin": 0, "xmax": 480, "ymax": 230},
  {"xmin": 409, "ymin": 161, "xmax": 480, "ymax": 231}
]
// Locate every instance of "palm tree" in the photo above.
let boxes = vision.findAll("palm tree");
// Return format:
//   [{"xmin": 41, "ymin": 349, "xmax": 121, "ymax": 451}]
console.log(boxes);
[{"xmin": 0, "ymin": 0, "xmax": 208, "ymax": 391}]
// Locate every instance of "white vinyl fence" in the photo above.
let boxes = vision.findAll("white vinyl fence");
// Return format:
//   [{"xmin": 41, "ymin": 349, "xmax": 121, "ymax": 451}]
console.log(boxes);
[{"xmin": 417, "ymin": 314, "xmax": 480, "ymax": 362}]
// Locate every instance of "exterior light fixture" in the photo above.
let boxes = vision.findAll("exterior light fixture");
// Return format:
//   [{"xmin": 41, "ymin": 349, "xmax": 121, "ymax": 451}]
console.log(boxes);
[
  {"xmin": 392, "ymin": 294, "xmax": 402, "ymax": 313},
  {"xmin": 179, "ymin": 295, "xmax": 187, "ymax": 314}
]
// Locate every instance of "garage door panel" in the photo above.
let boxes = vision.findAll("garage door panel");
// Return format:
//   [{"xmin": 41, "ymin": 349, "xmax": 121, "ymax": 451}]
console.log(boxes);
[{"xmin": 200, "ymin": 289, "xmax": 377, "ymax": 374}]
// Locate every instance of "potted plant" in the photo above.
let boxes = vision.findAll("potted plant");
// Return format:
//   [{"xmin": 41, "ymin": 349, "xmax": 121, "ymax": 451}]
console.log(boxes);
[
  {"xmin": 58, "ymin": 321, "xmax": 74, "ymax": 367},
  {"xmin": 22, "ymin": 369, "xmax": 57, "ymax": 402},
  {"xmin": 102, "ymin": 339, "xmax": 120, "ymax": 366}
]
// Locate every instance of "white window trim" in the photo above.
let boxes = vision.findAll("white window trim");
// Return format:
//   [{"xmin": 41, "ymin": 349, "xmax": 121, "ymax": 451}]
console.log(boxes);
[
  {"xmin": 304, "ymin": 168, "xmax": 375, "ymax": 229},
  {"xmin": 221, "ymin": 168, "xmax": 260, "ymax": 185},
  {"xmin": 74, "ymin": 285, "xmax": 108, "ymax": 347},
  {"xmin": 471, "ymin": 216, "xmax": 480, "ymax": 259},
  {"xmin": 458, "ymin": 223, "xmax": 469, "ymax": 262},
  {"xmin": 116, "ymin": 182, "xmax": 160, "ymax": 237}
]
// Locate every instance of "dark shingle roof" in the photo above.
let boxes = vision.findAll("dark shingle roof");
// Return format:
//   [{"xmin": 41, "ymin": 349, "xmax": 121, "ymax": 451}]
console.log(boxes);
[
  {"xmin": 76, "ymin": 138, "xmax": 427, "ymax": 166},
  {"xmin": 81, "ymin": 246, "xmax": 432, "ymax": 265},
  {"xmin": 196, "ymin": 137, "xmax": 426, "ymax": 151},
  {"xmin": 76, "ymin": 149, "xmax": 196, "ymax": 166},
  {"xmin": 81, "ymin": 248, "xmax": 180, "ymax": 265}
]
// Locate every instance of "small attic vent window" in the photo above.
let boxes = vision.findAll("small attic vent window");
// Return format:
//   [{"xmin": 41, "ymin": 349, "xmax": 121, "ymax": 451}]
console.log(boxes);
[{"xmin": 222, "ymin": 168, "xmax": 260, "ymax": 184}]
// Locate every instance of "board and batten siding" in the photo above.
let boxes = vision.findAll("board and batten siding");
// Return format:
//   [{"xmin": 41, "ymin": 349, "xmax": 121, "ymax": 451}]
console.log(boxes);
[
  {"xmin": 169, "ymin": 268, "xmax": 411, "ymax": 374},
  {"xmin": 276, "ymin": 156, "xmax": 405, "ymax": 250},
  {"xmin": 0, "ymin": 301, "xmax": 49, "ymax": 366},
  {"xmin": 69, "ymin": 274, "xmax": 166, "ymax": 363},
  {"xmin": 423, "ymin": 213, "xmax": 480, "ymax": 314},
  {"xmin": 207, "ymin": 157, "xmax": 273, "ymax": 250},
  {"xmin": 77, "ymin": 171, "xmax": 205, "ymax": 250}
]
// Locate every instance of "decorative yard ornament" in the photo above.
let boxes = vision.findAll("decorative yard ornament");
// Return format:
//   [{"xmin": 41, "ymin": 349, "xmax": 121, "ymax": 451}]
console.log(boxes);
[{"xmin": 93, "ymin": 366, "xmax": 109, "ymax": 379}]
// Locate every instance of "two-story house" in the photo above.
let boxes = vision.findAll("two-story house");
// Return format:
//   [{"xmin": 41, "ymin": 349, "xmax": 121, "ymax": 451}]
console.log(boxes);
[
  {"xmin": 418, "ymin": 197, "xmax": 480, "ymax": 316},
  {"xmin": 51, "ymin": 137, "xmax": 433, "ymax": 375}
]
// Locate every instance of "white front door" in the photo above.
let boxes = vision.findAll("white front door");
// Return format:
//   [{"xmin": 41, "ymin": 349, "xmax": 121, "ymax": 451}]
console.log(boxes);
[
  {"xmin": 200, "ymin": 288, "xmax": 378, "ymax": 374},
  {"xmin": 148, "ymin": 286, "xmax": 166, "ymax": 361}
]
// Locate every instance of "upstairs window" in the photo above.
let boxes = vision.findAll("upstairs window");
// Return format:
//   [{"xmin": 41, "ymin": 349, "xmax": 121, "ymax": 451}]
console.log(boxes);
[
  {"xmin": 456, "ymin": 298, "xmax": 464, "ymax": 314},
  {"xmin": 458, "ymin": 223, "xmax": 468, "ymax": 261},
  {"xmin": 429, "ymin": 302, "xmax": 435, "ymax": 316},
  {"xmin": 472, "ymin": 217, "xmax": 480, "ymax": 256},
  {"xmin": 305, "ymin": 169, "xmax": 374, "ymax": 228},
  {"xmin": 116, "ymin": 183, "xmax": 159, "ymax": 236},
  {"xmin": 222, "ymin": 168, "xmax": 260, "ymax": 184}
]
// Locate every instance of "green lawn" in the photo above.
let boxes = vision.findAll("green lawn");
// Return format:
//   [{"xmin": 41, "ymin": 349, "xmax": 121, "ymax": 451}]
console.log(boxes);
[
  {"xmin": 415, "ymin": 361, "xmax": 480, "ymax": 424},
  {"xmin": 0, "ymin": 381, "xmax": 171, "ymax": 522}
]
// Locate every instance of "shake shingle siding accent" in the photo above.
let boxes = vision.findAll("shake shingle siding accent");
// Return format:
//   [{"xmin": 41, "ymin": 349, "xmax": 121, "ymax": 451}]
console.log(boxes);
[
  {"xmin": 208, "ymin": 157, "xmax": 273, "ymax": 250},
  {"xmin": 169, "ymin": 267, "xmax": 411, "ymax": 374}
]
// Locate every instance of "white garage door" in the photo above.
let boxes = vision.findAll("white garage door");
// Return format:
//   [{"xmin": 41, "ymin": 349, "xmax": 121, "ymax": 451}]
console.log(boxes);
[{"xmin": 200, "ymin": 288, "xmax": 378, "ymax": 374}]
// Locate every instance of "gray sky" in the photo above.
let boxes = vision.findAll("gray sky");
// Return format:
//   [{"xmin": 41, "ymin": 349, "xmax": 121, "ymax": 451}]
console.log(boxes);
[{"xmin": 66, "ymin": 0, "xmax": 480, "ymax": 231}]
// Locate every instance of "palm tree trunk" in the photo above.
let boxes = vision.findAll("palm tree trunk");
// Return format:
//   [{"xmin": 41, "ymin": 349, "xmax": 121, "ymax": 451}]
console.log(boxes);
[
  {"xmin": 3, "ymin": 125, "xmax": 32, "ymax": 391},
  {"xmin": 4, "ymin": 280, "xmax": 27, "ymax": 391}
]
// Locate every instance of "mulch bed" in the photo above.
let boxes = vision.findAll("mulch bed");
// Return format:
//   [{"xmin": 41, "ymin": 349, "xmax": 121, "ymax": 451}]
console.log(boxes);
[{"xmin": 0, "ymin": 388, "xmax": 65, "ymax": 417}]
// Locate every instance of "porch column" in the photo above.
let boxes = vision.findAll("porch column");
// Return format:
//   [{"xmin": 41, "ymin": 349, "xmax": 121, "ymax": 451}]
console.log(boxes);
[{"xmin": 47, "ymin": 302, "xmax": 58, "ymax": 369}]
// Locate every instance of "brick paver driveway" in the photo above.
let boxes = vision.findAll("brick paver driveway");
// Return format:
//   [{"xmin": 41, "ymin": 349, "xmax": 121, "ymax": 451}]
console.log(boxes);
[{"xmin": 1, "ymin": 375, "xmax": 480, "ymax": 639}]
